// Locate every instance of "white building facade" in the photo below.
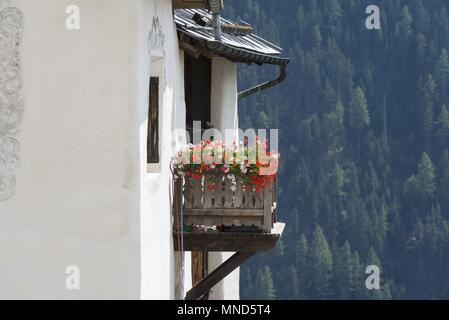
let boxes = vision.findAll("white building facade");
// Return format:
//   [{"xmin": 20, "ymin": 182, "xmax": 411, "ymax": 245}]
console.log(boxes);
[{"xmin": 0, "ymin": 0, "xmax": 287, "ymax": 299}]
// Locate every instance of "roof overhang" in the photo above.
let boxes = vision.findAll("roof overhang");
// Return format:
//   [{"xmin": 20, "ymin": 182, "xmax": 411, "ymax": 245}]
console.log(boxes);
[
  {"xmin": 172, "ymin": 0, "xmax": 208, "ymax": 9},
  {"xmin": 205, "ymin": 39, "xmax": 290, "ymax": 66},
  {"xmin": 175, "ymin": 9, "xmax": 290, "ymax": 66}
]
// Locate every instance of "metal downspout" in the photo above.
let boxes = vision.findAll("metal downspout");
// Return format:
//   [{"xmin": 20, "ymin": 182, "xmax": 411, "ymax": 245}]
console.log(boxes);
[
  {"xmin": 238, "ymin": 64, "xmax": 287, "ymax": 100},
  {"xmin": 208, "ymin": 0, "xmax": 223, "ymax": 42}
]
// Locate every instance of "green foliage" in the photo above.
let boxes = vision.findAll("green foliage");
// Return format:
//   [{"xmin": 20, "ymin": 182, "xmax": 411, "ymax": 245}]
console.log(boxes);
[
  {"xmin": 406, "ymin": 153, "xmax": 436, "ymax": 201},
  {"xmin": 226, "ymin": 0, "xmax": 449, "ymax": 300},
  {"xmin": 420, "ymin": 74, "xmax": 437, "ymax": 148},
  {"xmin": 334, "ymin": 242, "xmax": 354, "ymax": 299},
  {"xmin": 348, "ymin": 87, "xmax": 370, "ymax": 131},
  {"xmin": 254, "ymin": 266, "xmax": 276, "ymax": 300},
  {"xmin": 435, "ymin": 49, "xmax": 449, "ymax": 104},
  {"xmin": 439, "ymin": 150, "xmax": 449, "ymax": 212},
  {"xmin": 436, "ymin": 105, "xmax": 449, "ymax": 147},
  {"xmin": 417, "ymin": 153, "xmax": 437, "ymax": 198},
  {"xmin": 309, "ymin": 226, "xmax": 333, "ymax": 299}
]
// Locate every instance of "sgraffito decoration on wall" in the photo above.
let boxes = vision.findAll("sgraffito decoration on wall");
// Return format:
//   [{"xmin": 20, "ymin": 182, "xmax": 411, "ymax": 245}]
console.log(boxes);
[
  {"xmin": 0, "ymin": 6, "xmax": 23, "ymax": 201},
  {"xmin": 148, "ymin": 7, "xmax": 167, "ymax": 95},
  {"xmin": 148, "ymin": 8, "xmax": 165, "ymax": 56}
]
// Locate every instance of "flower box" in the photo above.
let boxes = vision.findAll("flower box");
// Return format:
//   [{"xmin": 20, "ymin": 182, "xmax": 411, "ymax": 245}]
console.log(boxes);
[{"xmin": 172, "ymin": 139, "xmax": 278, "ymax": 232}]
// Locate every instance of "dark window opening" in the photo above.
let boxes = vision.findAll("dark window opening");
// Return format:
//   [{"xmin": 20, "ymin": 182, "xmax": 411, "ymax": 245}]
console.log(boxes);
[
  {"xmin": 148, "ymin": 77, "xmax": 159, "ymax": 164},
  {"xmin": 184, "ymin": 53, "xmax": 212, "ymax": 137}
]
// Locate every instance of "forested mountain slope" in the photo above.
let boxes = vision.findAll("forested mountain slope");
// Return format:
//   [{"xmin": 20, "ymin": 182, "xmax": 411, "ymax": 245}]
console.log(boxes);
[{"xmin": 224, "ymin": 0, "xmax": 449, "ymax": 299}]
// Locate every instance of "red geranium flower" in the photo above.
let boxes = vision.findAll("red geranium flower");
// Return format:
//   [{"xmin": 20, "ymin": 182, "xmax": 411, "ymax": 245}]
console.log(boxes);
[
  {"xmin": 207, "ymin": 183, "xmax": 216, "ymax": 190},
  {"xmin": 191, "ymin": 173, "xmax": 202, "ymax": 180}
]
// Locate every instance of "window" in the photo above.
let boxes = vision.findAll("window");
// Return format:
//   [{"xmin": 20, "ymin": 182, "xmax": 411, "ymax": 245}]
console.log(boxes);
[
  {"xmin": 184, "ymin": 53, "xmax": 212, "ymax": 133},
  {"xmin": 147, "ymin": 77, "xmax": 159, "ymax": 164}
]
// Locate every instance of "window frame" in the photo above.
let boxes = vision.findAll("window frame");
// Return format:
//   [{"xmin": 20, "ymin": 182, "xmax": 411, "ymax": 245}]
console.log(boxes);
[{"xmin": 147, "ymin": 76, "xmax": 160, "ymax": 165}]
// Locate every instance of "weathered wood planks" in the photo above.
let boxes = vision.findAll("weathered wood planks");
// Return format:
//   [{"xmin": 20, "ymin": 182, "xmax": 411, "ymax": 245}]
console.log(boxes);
[{"xmin": 180, "ymin": 175, "xmax": 277, "ymax": 231}]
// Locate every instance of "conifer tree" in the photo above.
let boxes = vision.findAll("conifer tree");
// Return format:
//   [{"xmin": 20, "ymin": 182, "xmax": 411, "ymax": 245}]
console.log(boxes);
[
  {"xmin": 436, "ymin": 105, "xmax": 449, "ymax": 149},
  {"xmin": 405, "ymin": 153, "xmax": 436, "ymax": 204},
  {"xmin": 309, "ymin": 226, "xmax": 333, "ymax": 299},
  {"xmin": 296, "ymin": 234, "xmax": 309, "ymax": 298},
  {"xmin": 417, "ymin": 153, "xmax": 436, "ymax": 200},
  {"xmin": 349, "ymin": 87, "xmax": 370, "ymax": 153},
  {"xmin": 439, "ymin": 150, "xmax": 449, "ymax": 213},
  {"xmin": 435, "ymin": 49, "xmax": 449, "ymax": 103},
  {"xmin": 420, "ymin": 75, "xmax": 437, "ymax": 148},
  {"xmin": 254, "ymin": 266, "xmax": 277, "ymax": 300},
  {"xmin": 335, "ymin": 242, "xmax": 354, "ymax": 300},
  {"xmin": 352, "ymin": 251, "xmax": 366, "ymax": 300},
  {"xmin": 348, "ymin": 87, "xmax": 370, "ymax": 132}
]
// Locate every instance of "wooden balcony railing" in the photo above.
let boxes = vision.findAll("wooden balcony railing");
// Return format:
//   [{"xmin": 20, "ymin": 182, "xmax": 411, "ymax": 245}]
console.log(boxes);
[{"xmin": 175, "ymin": 174, "xmax": 277, "ymax": 233}]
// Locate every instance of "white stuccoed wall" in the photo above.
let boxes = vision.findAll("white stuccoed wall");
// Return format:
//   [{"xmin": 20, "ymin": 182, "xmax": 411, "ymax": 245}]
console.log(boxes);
[
  {"xmin": 208, "ymin": 58, "xmax": 240, "ymax": 300},
  {"xmin": 0, "ymin": 0, "xmax": 239, "ymax": 299},
  {"xmin": 0, "ymin": 0, "xmax": 142, "ymax": 299},
  {"xmin": 138, "ymin": 0, "xmax": 192, "ymax": 300}
]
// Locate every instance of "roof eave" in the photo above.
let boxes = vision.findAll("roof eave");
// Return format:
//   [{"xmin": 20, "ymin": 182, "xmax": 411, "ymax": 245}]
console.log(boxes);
[{"xmin": 205, "ymin": 40, "xmax": 290, "ymax": 66}]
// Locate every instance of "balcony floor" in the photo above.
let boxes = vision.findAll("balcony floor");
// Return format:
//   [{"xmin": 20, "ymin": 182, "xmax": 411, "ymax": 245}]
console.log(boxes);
[{"xmin": 173, "ymin": 222, "xmax": 285, "ymax": 252}]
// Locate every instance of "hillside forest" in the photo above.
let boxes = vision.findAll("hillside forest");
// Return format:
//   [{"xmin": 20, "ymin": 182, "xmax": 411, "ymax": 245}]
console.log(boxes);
[{"xmin": 224, "ymin": 0, "xmax": 449, "ymax": 299}]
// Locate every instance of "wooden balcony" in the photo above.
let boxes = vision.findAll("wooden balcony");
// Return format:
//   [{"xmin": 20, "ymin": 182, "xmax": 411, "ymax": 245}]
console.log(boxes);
[
  {"xmin": 172, "ymin": 173, "xmax": 285, "ymax": 300},
  {"xmin": 173, "ymin": 174, "xmax": 284, "ymax": 252}
]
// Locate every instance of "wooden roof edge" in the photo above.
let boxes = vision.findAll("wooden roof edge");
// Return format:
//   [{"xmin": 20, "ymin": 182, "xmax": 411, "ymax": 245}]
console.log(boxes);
[{"xmin": 172, "ymin": 0, "xmax": 208, "ymax": 9}]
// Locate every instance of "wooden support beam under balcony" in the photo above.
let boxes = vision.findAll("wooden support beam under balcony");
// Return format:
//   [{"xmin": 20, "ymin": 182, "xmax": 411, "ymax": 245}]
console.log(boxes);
[
  {"xmin": 185, "ymin": 252, "xmax": 255, "ymax": 300},
  {"xmin": 174, "ymin": 222, "xmax": 285, "ymax": 252}
]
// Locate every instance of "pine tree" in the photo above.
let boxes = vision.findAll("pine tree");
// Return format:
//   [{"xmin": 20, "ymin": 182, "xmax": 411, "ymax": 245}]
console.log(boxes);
[
  {"xmin": 322, "ymin": 79, "xmax": 338, "ymax": 112},
  {"xmin": 296, "ymin": 234, "xmax": 309, "ymax": 298},
  {"xmin": 405, "ymin": 153, "xmax": 436, "ymax": 203},
  {"xmin": 383, "ymin": 283, "xmax": 393, "ymax": 300},
  {"xmin": 312, "ymin": 26, "xmax": 322, "ymax": 51},
  {"xmin": 348, "ymin": 87, "xmax": 370, "ymax": 154},
  {"xmin": 254, "ymin": 266, "xmax": 276, "ymax": 300},
  {"xmin": 348, "ymin": 87, "xmax": 370, "ymax": 131},
  {"xmin": 240, "ymin": 267, "xmax": 253, "ymax": 299},
  {"xmin": 335, "ymin": 241, "xmax": 354, "ymax": 300},
  {"xmin": 352, "ymin": 251, "xmax": 367, "ymax": 300},
  {"xmin": 309, "ymin": 225, "xmax": 333, "ymax": 299},
  {"xmin": 415, "ymin": 33, "xmax": 427, "ymax": 69},
  {"xmin": 257, "ymin": 111, "xmax": 270, "ymax": 128},
  {"xmin": 417, "ymin": 153, "xmax": 436, "ymax": 200},
  {"xmin": 286, "ymin": 265, "xmax": 299, "ymax": 299},
  {"xmin": 420, "ymin": 74, "xmax": 437, "ymax": 149},
  {"xmin": 435, "ymin": 49, "xmax": 449, "ymax": 103},
  {"xmin": 324, "ymin": 101, "xmax": 345, "ymax": 153},
  {"xmin": 436, "ymin": 105, "xmax": 449, "ymax": 149},
  {"xmin": 439, "ymin": 150, "xmax": 449, "ymax": 212},
  {"xmin": 323, "ymin": 0, "xmax": 342, "ymax": 27},
  {"xmin": 375, "ymin": 204, "xmax": 389, "ymax": 251},
  {"xmin": 396, "ymin": 5, "xmax": 413, "ymax": 42}
]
